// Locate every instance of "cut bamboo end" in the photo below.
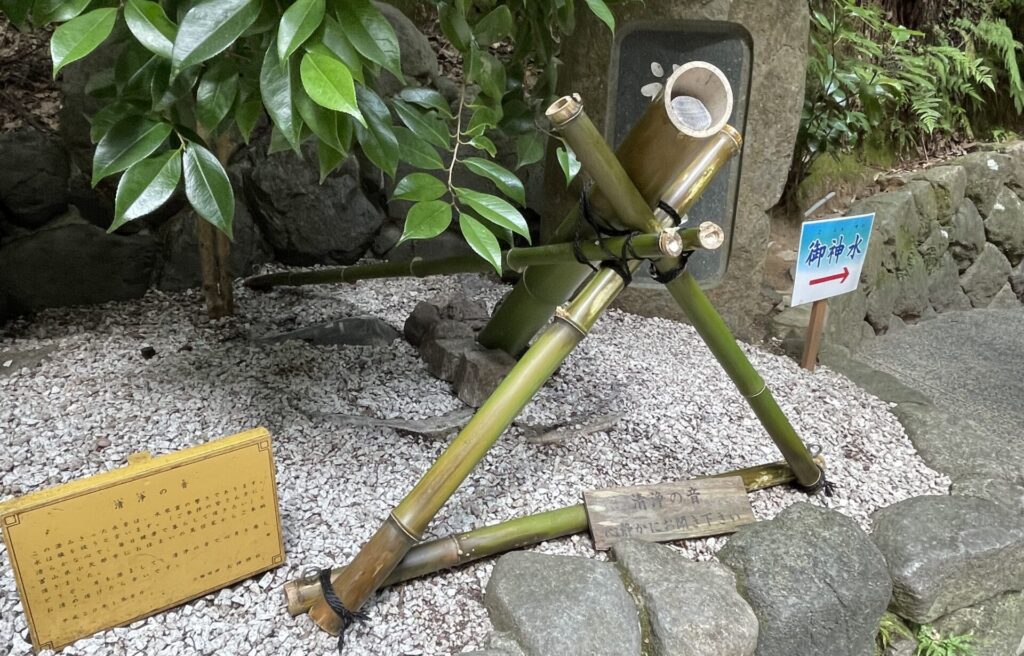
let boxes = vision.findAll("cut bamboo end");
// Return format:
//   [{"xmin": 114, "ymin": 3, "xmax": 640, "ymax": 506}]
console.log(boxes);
[
  {"xmin": 662, "ymin": 62, "xmax": 734, "ymax": 138},
  {"xmin": 546, "ymin": 93, "xmax": 584, "ymax": 126},
  {"xmin": 698, "ymin": 222, "xmax": 726, "ymax": 250}
]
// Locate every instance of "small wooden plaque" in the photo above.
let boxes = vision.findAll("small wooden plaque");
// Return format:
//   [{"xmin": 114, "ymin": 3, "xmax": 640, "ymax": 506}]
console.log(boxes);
[
  {"xmin": 0, "ymin": 428, "xmax": 285, "ymax": 652},
  {"xmin": 584, "ymin": 476, "xmax": 756, "ymax": 550}
]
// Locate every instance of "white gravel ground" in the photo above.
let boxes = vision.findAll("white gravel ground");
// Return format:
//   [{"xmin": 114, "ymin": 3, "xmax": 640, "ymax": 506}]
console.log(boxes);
[{"xmin": 0, "ymin": 274, "xmax": 948, "ymax": 656}]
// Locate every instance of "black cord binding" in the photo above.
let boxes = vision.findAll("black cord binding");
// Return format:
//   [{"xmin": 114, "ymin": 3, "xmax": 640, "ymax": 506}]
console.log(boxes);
[
  {"xmin": 319, "ymin": 568, "xmax": 370, "ymax": 654},
  {"xmin": 650, "ymin": 250, "xmax": 694, "ymax": 284},
  {"xmin": 656, "ymin": 200, "xmax": 684, "ymax": 227}
]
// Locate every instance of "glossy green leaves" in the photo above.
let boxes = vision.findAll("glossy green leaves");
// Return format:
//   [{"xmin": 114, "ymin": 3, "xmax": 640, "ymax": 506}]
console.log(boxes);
[
  {"xmin": 400, "ymin": 201, "xmax": 452, "ymax": 244},
  {"xmin": 333, "ymin": 0, "xmax": 403, "ymax": 81},
  {"xmin": 278, "ymin": 0, "xmax": 324, "ymax": 61},
  {"xmin": 184, "ymin": 142, "xmax": 234, "ymax": 237},
  {"xmin": 557, "ymin": 146, "xmax": 582, "ymax": 185},
  {"xmin": 171, "ymin": 0, "xmax": 260, "ymax": 74},
  {"xmin": 300, "ymin": 50, "xmax": 363, "ymax": 125},
  {"xmin": 92, "ymin": 115, "xmax": 172, "ymax": 186},
  {"xmin": 393, "ymin": 173, "xmax": 446, "ymax": 202},
  {"xmin": 462, "ymin": 158, "xmax": 525, "ymax": 205},
  {"xmin": 460, "ymin": 214, "xmax": 501, "ymax": 272},
  {"xmin": 111, "ymin": 150, "xmax": 182, "ymax": 231},
  {"xmin": 51, "ymin": 8, "xmax": 118, "ymax": 77},
  {"xmin": 260, "ymin": 38, "xmax": 301, "ymax": 151},
  {"xmin": 583, "ymin": 0, "xmax": 616, "ymax": 32},
  {"xmin": 196, "ymin": 62, "xmax": 239, "ymax": 130},
  {"xmin": 454, "ymin": 188, "xmax": 530, "ymax": 241},
  {"xmin": 125, "ymin": 0, "xmax": 177, "ymax": 59}
]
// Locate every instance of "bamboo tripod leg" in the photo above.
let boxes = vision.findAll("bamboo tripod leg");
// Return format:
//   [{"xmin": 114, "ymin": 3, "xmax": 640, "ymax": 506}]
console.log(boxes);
[
  {"xmin": 661, "ymin": 270, "xmax": 824, "ymax": 489},
  {"xmin": 307, "ymin": 267, "xmax": 630, "ymax": 634}
]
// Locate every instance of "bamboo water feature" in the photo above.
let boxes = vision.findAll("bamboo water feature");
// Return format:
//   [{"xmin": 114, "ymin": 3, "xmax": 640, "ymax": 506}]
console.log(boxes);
[{"xmin": 250, "ymin": 62, "xmax": 829, "ymax": 639}]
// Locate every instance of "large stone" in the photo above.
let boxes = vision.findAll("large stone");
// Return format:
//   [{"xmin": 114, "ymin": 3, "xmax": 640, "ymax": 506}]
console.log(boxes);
[
  {"xmin": 905, "ymin": 180, "xmax": 939, "ymax": 235},
  {"xmin": 261, "ymin": 316, "xmax": 400, "ymax": 347},
  {"xmin": 769, "ymin": 304, "xmax": 817, "ymax": 340},
  {"xmin": 485, "ymin": 552, "xmax": 643, "ymax": 656},
  {"xmin": 871, "ymin": 495, "xmax": 1024, "ymax": 623},
  {"xmin": 372, "ymin": 1, "xmax": 438, "ymax": 97},
  {"xmin": 932, "ymin": 592, "xmax": 1024, "ymax": 656},
  {"xmin": 851, "ymin": 190, "xmax": 921, "ymax": 247},
  {"xmin": 865, "ymin": 271, "xmax": 900, "ymax": 331},
  {"xmin": 245, "ymin": 147, "xmax": 385, "ymax": 266},
  {"xmin": 1012, "ymin": 261, "xmax": 1024, "ymax": 300},
  {"xmin": 960, "ymin": 243, "xmax": 1012, "ymax": 308},
  {"xmin": 155, "ymin": 205, "xmax": 273, "ymax": 291},
  {"xmin": 718, "ymin": 503, "xmax": 891, "ymax": 656},
  {"xmin": 613, "ymin": 539, "xmax": 757, "ymax": 656},
  {"xmin": 550, "ymin": 0, "xmax": 809, "ymax": 339},
  {"xmin": 949, "ymin": 199, "xmax": 987, "ymax": 272},
  {"xmin": 928, "ymin": 253, "xmax": 973, "ymax": 313},
  {"xmin": 404, "ymin": 301, "xmax": 442, "ymax": 346},
  {"xmin": 455, "ymin": 349, "xmax": 516, "ymax": 408},
  {"xmin": 914, "ymin": 165, "xmax": 967, "ymax": 220},
  {"xmin": 917, "ymin": 221, "xmax": 949, "ymax": 268},
  {"xmin": 983, "ymin": 186, "xmax": 1024, "ymax": 266},
  {"xmin": 893, "ymin": 253, "xmax": 930, "ymax": 319},
  {"xmin": 0, "ymin": 211, "xmax": 156, "ymax": 318},
  {"xmin": 958, "ymin": 151, "xmax": 1017, "ymax": 214},
  {"xmin": 990, "ymin": 282, "xmax": 1022, "ymax": 309},
  {"xmin": 823, "ymin": 287, "xmax": 869, "ymax": 351},
  {"xmin": 420, "ymin": 337, "xmax": 481, "ymax": 382},
  {"xmin": 952, "ymin": 475, "xmax": 1024, "ymax": 515},
  {"xmin": 0, "ymin": 128, "xmax": 70, "ymax": 228}
]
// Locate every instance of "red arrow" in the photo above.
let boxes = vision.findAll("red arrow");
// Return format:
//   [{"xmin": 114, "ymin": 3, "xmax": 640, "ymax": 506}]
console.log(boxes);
[{"xmin": 810, "ymin": 267, "xmax": 850, "ymax": 286}]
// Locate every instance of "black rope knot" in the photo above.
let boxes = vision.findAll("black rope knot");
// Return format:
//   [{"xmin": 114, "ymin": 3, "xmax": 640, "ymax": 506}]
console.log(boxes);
[
  {"xmin": 650, "ymin": 250, "xmax": 694, "ymax": 284},
  {"xmin": 573, "ymin": 186, "xmax": 643, "ymax": 283},
  {"xmin": 319, "ymin": 568, "xmax": 370, "ymax": 654}
]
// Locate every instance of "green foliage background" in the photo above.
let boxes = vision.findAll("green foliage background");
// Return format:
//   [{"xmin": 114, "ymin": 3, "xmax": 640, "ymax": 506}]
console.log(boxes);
[{"xmin": 0, "ymin": 0, "xmax": 617, "ymax": 271}]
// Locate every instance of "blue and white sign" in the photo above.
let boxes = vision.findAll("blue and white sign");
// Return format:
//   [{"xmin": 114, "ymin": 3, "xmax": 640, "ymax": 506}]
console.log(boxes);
[{"xmin": 791, "ymin": 213, "xmax": 875, "ymax": 307}]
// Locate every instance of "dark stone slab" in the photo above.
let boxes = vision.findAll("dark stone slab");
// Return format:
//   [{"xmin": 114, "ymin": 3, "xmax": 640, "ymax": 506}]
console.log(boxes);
[{"xmin": 261, "ymin": 316, "xmax": 400, "ymax": 347}]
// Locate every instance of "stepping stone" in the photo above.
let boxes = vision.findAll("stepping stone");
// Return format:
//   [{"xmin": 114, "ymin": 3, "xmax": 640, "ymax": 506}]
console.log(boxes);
[
  {"xmin": 420, "ymin": 338, "xmax": 482, "ymax": 383},
  {"xmin": 871, "ymin": 494, "xmax": 1024, "ymax": 623},
  {"xmin": 485, "ymin": 552, "xmax": 642, "ymax": 656},
  {"xmin": 261, "ymin": 316, "xmax": 399, "ymax": 347},
  {"xmin": 613, "ymin": 539, "xmax": 757, "ymax": 656},
  {"xmin": 932, "ymin": 591, "xmax": 1024, "ymax": 656},
  {"xmin": 951, "ymin": 475, "xmax": 1024, "ymax": 515},
  {"xmin": 455, "ymin": 349, "xmax": 516, "ymax": 408},
  {"xmin": 718, "ymin": 502, "xmax": 891, "ymax": 656}
]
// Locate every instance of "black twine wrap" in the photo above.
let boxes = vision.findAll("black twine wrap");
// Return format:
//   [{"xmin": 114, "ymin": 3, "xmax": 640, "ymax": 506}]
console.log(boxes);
[
  {"xmin": 656, "ymin": 200, "xmax": 684, "ymax": 227},
  {"xmin": 318, "ymin": 568, "xmax": 370, "ymax": 654},
  {"xmin": 650, "ymin": 250, "xmax": 694, "ymax": 284},
  {"xmin": 573, "ymin": 186, "xmax": 642, "ymax": 284}
]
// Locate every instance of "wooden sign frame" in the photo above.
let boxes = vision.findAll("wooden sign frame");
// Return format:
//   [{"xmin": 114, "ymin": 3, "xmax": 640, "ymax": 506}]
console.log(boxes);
[{"xmin": 0, "ymin": 428, "xmax": 285, "ymax": 652}]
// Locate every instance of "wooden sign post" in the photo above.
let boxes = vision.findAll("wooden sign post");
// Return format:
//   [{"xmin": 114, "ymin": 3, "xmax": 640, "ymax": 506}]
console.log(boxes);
[
  {"xmin": 791, "ymin": 213, "xmax": 876, "ymax": 371},
  {"xmin": 0, "ymin": 428, "xmax": 285, "ymax": 652},
  {"xmin": 583, "ymin": 476, "xmax": 756, "ymax": 550}
]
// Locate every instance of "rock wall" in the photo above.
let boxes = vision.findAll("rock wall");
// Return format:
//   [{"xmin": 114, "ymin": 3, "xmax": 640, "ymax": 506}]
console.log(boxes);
[
  {"xmin": 553, "ymin": 0, "xmax": 810, "ymax": 340},
  {"xmin": 825, "ymin": 144, "xmax": 1024, "ymax": 353}
]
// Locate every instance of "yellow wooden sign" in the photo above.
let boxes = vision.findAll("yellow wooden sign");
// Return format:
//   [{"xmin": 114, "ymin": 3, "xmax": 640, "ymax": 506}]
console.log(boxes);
[{"xmin": 0, "ymin": 428, "xmax": 285, "ymax": 652}]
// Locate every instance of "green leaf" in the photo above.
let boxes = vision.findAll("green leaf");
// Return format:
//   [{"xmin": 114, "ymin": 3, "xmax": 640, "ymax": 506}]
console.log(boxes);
[
  {"xmin": 399, "ymin": 87, "xmax": 454, "ymax": 118},
  {"xmin": 111, "ymin": 150, "xmax": 182, "ymax": 231},
  {"xmin": 300, "ymin": 50, "xmax": 364, "ymax": 125},
  {"xmin": 393, "ymin": 127, "xmax": 444, "ymax": 170},
  {"xmin": 583, "ymin": 0, "xmax": 615, "ymax": 32},
  {"xmin": 453, "ymin": 187, "xmax": 530, "ymax": 241},
  {"xmin": 354, "ymin": 86, "xmax": 399, "ymax": 178},
  {"xmin": 295, "ymin": 83, "xmax": 344, "ymax": 152},
  {"xmin": 316, "ymin": 138, "xmax": 346, "ymax": 183},
  {"xmin": 1, "ymin": 0, "xmax": 34, "ymax": 28},
  {"xmin": 515, "ymin": 132, "xmax": 545, "ymax": 169},
  {"xmin": 196, "ymin": 61, "xmax": 239, "ymax": 131},
  {"xmin": 235, "ymin": 94, "xmax": 262, "ymax": 144},
  {"xmin": 183, "ymin": 141, "xmax": 234, "ymax": 237},
  {"xmin": 473, "ymin": 5, "xmax": 514, "ymax": 45},
  {"xmin": 461, "ymin": 158, "xmax": 525, "ymax": 205},
  {"xmin": 278, "ymin": 0, "xmax": 324, "ymax": 61},
  {"xmin": 557, "ymin": 146, "xmax": 581, "ymax": 185},
  {"xmin": 260, "ymin": 38, "xmax": 302, "ymax": 151},
  {"xmin": 467, "ymin": 48, "xmax": 505, "ymax": 100},
  {"xmin": 51, "ymin": 8, "xmax": 118, "ymax": 77},
  {"xmin": 438, "ymin": 2, "xmax": 472, "ymax": 51},
  {"xmin": 333, "ymin": 0, "xmax": 404, "ymax": 81},
  {"xmin": 399, "ymin": 200, "xmax": 452, "ymax": 244},
  {"xmin": 392, "ymin": 99, "xmax": 449, "ymax": 150},
  {"xmin": 34, "ymin": 0, "xmax": 91, "ymax": 24},
  {"xmin": 460, "ymin": 213, "xmax": 502, "ymax": 272},
  {"xmin": 89, "ymin": 102, "xmax": 136, "ymax": 143},
  {"xmin": 171, "ymin": 0, "xmax": 260, "ymax": 74},
  {"xmin": 92, "ymin": 115, "xmax": 172, "ymax": 186},
  {"xmin": 320, "ymin": 17, "xmax": 364, "ymax": 83},
  {"xmin": 465, "ymin": 104, "xmax": 502, "ymax": 137},
  {"xmin": 125, "ymin": 0, "xmax": 177, "ymax": 59},
  {"xmin": 393, "ymin": 173, "xmax": 446, "ymax": 202},
  {"xmin": 468, "ymin": 135, "xmax": 496, "ymax": 158}
]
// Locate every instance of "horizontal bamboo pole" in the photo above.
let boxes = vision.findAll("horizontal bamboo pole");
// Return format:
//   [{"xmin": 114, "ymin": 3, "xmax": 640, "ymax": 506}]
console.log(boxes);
[
  {"xmin": 243, "ymin": 232, "xmax": 693, "ymax": 291},
  {"xmin": 284, "ymin": 455, "xmax": 825, "ymax": 616}
]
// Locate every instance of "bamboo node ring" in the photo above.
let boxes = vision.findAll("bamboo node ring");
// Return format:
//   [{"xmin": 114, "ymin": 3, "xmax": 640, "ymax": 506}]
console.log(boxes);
[{"xmin": 388, "ymin": 512, "xmax": 421, "ymax": 541}]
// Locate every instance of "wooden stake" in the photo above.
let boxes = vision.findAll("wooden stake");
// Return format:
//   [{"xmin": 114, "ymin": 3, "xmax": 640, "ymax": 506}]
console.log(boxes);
[{"xmin": 800, "ymin": 299, "xmax": 828, "ymax": 371}]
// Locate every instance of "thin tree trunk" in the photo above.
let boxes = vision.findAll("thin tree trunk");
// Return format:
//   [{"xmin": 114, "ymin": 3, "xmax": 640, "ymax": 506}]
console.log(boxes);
[{"xmin": 196, "ymin": 137, "xmax": 236, "ymax": 319}]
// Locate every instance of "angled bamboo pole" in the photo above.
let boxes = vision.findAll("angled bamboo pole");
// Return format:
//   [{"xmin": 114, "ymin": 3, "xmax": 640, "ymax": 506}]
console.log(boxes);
[{"xmin": 285, "ymin": 455, "xmax": 825, "ymax": 616}]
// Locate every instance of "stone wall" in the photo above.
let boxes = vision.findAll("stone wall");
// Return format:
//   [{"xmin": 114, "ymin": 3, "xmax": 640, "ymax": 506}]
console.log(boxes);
[
  {"xmin": 823, "ymin": 144, "xmax": 1024, "ymax": 353},
  {"xmin": 553, "ymin": 0, "xmax": 810, "ymax": 340}
]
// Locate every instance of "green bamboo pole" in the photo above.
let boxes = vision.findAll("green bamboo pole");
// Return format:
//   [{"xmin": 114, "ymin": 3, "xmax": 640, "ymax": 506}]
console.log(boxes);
[
  {"xmin": 243, "ymin": 233, "xmax": 686, "ymax": 291},
  {"xmin": 307, "ymin": 266, "xmax": 630, "ymax": 635},
  {"xmin": 549, "ymin": 93, "xmax": 823, "ymax": 491},
  {"xmin": 478, "ymin": 65, "xmax": 739, "ymax": 356},
  {"xmin": 285, "ymin": 455, "xmax": 825, "ymax": 616}
]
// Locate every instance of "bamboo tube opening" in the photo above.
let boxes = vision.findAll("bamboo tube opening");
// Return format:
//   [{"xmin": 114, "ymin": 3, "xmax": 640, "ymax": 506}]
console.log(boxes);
[
  {"xmin": 545, "ymin": 94, "xmax": 583, "ymax": 126},
  {"xmin": 662, "ymin": 62, "xmax": 733, "ymax": 138},
  {"xmin": 698, "ymin": 221, "xmax": 726, "ymax": 250}
]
